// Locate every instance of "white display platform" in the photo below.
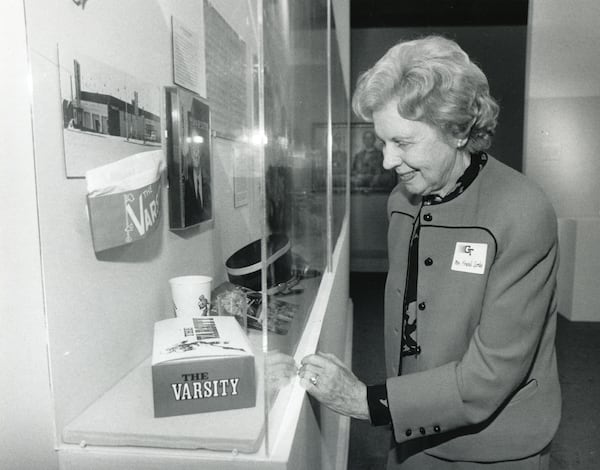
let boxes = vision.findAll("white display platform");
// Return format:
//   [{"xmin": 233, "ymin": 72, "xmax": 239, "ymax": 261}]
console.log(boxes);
[
  {"xmin": 63, "ymin": 347, "xmax": 265, "ymax": 453},
  {"xmin": 61, "ymin": 277, "xmax": 322, "ymax": 455}
]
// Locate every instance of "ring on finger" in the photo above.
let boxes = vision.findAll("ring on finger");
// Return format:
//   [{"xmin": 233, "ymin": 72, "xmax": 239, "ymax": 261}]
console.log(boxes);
[{"xmin": 309, "ymin": 375, "xmax": 318, "ymax": 386}]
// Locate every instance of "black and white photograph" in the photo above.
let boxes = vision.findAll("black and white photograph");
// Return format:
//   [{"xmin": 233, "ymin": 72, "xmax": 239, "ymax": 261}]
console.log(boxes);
[
  {"xmin": 349, "ymin": 123, "xmax": 396, "ymax": 192},
  {"xmin": 58, "ymin": 49, "xmax": 162, "ymax": 177},
  {"xmin": 165, "ymin": 86, "xmax": 212, "ymax": 229},
  {"xmin": 4, "ymin": 0, "xmax": 600, "ymax": 469}
]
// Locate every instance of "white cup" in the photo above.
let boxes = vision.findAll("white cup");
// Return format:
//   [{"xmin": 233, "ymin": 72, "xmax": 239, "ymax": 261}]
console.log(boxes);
[{"xmin": 169, "ymin": 275, "xmax": 213, "ymax": 318}]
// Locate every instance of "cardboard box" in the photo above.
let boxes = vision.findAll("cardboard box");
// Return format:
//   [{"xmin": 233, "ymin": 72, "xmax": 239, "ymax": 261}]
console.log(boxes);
[{"xmin": 152, "ymin": 316, "xmax": 256, "ymax": 418}]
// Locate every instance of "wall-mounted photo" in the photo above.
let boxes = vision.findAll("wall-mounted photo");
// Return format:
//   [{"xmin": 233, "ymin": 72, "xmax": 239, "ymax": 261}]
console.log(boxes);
[
  {"xmin": 165, "ymin": 86, "xmax": 213, "ymax": 229},
  {"xmin": 350, "ymin": 123, "xmax": 396, "ymax": 193},
  {"xmin": 58, "ymin": 48, "xmax": 162, "ymax": 178}
]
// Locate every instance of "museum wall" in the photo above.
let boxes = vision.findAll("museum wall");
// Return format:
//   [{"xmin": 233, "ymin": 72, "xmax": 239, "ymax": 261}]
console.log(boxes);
[
  {"xmin": 524, "ymin": 0, "xmax": 600, "ymax": 320},
  {"xmin": 524, "ymin": 0, "xmax": 600, "ymax": 219},
  {"xmin": 0, "ymin": 2, "xmax": 58, "ymax": 468}
]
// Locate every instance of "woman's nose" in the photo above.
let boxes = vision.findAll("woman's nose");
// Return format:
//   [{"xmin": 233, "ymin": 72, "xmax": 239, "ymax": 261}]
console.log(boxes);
[{"xmin": 382, "ymin": 147, "xmax": 402, "ymax": 170}]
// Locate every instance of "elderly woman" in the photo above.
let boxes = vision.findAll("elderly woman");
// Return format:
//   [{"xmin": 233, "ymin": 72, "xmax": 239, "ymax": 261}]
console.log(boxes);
[{"xmin": 299, "ymin": 36, "xmax": 561, "ymax": 469}]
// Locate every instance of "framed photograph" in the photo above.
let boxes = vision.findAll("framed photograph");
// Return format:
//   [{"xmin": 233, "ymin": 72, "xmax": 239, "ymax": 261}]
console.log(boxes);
[
  {"xmin": 349, "ymin": 122, "xmax": 396, "ymax": 193},
  {"xmin": 165, "ymin": 86, "xmax": 213, "ymax": 229}
]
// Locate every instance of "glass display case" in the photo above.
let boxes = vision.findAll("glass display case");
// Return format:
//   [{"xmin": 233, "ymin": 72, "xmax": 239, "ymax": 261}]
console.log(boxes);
[{"xmin": 22, "ymin": 0, "xmax": 349, "ymax": 465}]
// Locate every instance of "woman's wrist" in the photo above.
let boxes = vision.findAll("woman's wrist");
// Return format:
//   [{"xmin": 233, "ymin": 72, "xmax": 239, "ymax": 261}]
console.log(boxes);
[{"xmin": 353, "ymin": 382, "xmax": 370, "ymax": 420}]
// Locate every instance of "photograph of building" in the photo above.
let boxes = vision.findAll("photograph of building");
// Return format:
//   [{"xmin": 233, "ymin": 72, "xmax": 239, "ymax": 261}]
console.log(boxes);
[{"xmin": 59, "ymin": 52, "xmax": 161, "ymax": 176}]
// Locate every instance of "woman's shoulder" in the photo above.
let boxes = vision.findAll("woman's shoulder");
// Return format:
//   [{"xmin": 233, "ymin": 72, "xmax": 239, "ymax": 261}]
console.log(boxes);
[
  {"xmin": 482, "ymin": 156, "xmax": 554, "ymax": 213},
  {"xmin": 479, "ymin": 155, "xmax": 557, "ymax": 243}
]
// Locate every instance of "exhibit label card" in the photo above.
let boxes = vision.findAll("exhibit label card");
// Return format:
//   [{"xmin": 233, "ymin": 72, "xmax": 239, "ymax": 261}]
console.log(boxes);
[{"xmin": 172, "ymin": 16, "xmax": 204, "ymax": 95}]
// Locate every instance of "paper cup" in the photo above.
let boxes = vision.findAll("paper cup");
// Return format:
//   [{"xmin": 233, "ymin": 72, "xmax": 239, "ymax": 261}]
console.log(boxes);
[{"xmin": 169, "ymin": 275, "xmax": 212, "ymax": 318}]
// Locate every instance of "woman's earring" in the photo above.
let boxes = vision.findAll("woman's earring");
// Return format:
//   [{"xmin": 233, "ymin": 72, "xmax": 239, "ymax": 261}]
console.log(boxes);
[{"xmin": 457, "ymin": 138, "xmax": 467, "ymax": 148}]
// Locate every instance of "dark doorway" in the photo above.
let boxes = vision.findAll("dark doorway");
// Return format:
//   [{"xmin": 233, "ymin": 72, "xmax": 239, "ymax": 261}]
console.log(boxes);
[{"xmin": 108, "ymin": 105, "xmax": 120, "ymax": 136}]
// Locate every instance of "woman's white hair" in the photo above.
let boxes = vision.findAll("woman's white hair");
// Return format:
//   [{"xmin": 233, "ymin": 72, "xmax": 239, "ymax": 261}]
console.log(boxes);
[{"xmin": 352, "ymin": 35, "xmax": 499, "ymax": 153}]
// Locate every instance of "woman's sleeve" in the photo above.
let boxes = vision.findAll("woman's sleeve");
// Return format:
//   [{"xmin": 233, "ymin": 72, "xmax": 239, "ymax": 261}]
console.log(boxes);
[
  {"xmin": 385, "ymin": 194, "xmax": 559, "ymax": 442},
  {"xmin": 367, "ymin": 384, "xmax": 392, "ymax": 425}
]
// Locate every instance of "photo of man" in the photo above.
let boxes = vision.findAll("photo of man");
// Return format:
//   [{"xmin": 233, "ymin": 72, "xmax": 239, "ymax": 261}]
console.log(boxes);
[
  {"xmin": 183, "ymin": 102, "xmax": 211, "ymax": 226},
  {"xmin": 351, "ymin": 128, "xmax": 396, "ymax": 191},
  {"xmin": 165, "ymin": 87, "xmax": 212, "ymax": 229}
]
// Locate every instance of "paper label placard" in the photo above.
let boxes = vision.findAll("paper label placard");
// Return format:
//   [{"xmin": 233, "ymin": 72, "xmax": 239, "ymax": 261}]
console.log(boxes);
[
  {"xmin": 87, "ymin": 177, "xmax": 161, "ymax": 252},
  {"xmin": 172, "ymin": 16, "xmax": 204, "ymax": 94},
  {"xmin": 451, "ymin": 242, "xmax": 488, "ymax": 275}
]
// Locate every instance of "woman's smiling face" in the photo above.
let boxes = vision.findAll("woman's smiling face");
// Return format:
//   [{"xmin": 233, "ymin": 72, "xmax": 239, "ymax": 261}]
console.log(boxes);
[{"xmin": 373, "ymin": 100, "xmax": 467, "ymax": 197}]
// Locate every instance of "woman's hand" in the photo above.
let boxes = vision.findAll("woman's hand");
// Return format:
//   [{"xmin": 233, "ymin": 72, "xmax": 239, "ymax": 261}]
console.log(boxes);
[{"xmin": 298, "ymin": 352, "xmax": 369, "ymax": 420}]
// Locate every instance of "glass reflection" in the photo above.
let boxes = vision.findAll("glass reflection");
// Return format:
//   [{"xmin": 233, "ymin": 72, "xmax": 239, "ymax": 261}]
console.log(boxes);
[
  {"xmin": 330, "ymin": 11, "xmax": 349, "ymax": 243},
  {"xmin": 261, "ymin": 0, "xmax": 329, "ymax": 368},
  {"xmin": 259, "ymin": 0, "xmax": 350, "ymax": 398}
]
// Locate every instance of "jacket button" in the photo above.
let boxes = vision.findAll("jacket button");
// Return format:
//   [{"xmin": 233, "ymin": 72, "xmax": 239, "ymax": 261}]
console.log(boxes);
[
  {"xmin": 424, "ymin": 257, "xmax": 433, "ymax": 266},
  {"xmin": 434, "ymin": 425, "xmax": 441, "ymax": 433},
  {"xmin": 419, "ymin": 427, "xmax": 426, "ymax": 435},
  {"xmin": 405, "ymin": 429, "xmax": 412, "ymax": 437},
  {"xmin": 423, "ymin": 213, "xmax": 432, "ymax": 222},
  {"xmin": 418, "ymin": 302, "xmax": 426, "ymax": 311}
]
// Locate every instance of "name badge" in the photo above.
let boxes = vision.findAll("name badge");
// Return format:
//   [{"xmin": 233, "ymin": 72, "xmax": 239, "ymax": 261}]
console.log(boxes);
[{"xmin": 451, "ymin": 242, "xmax": 487, "ymax": 274}]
